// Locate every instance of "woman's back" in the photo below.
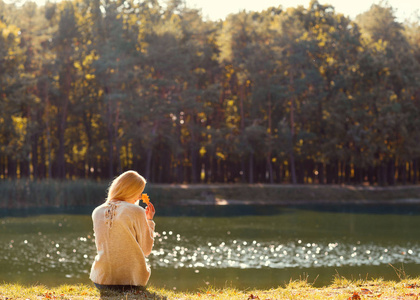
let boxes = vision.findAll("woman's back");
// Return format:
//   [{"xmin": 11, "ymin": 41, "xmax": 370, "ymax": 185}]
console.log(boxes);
[{"xmin": 90, "ymin": 200, "xmax": 155, "ymax": 286}]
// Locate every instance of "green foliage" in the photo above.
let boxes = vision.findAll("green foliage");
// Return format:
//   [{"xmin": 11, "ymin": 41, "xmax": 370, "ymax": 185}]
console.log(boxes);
[{"xmin": 0, "ymin": 0, "xmax": 420, "ymax": 185}]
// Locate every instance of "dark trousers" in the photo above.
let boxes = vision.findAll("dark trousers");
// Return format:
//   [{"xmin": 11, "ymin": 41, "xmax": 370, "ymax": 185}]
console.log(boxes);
[{"xmin": 94, "ymin": 282, "xmax": 145, "ymax": 294}]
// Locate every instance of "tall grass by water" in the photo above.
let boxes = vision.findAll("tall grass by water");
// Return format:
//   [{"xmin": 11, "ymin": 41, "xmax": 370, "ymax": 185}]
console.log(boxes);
[
  {"xmin": 0, "ymin": 179, "xmax": 108, "ymax": 209},
  {"xmin": 1, "ymin": 179, "xmax": 420, "ymax": 209}
]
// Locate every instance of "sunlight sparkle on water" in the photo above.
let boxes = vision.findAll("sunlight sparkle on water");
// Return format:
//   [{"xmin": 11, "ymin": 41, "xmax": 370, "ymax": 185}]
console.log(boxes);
[
  {"xmin": 1, "ymin": 212, "xmax": 420, "ymax": 286},
  {"xmin": 148, "ymin": 231, "xmax": 420, "ymax": 270},
  {"xmin": 0, "ymin": 232, "xmax": 420, "ymax": 276}
]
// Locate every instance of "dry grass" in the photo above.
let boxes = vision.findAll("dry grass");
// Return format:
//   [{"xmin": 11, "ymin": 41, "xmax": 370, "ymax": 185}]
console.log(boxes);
[{"xmin": 1, "ymin": 277, "xmax": 419, "ymax": 300}]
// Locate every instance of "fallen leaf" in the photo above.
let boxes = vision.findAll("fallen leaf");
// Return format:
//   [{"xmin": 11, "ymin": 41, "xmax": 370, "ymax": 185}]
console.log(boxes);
[
  {"xmin": 361, "ymin": 288, "xmax": 373, "ymax": 294},
  {"xmin": 348, "ymin": 292, "xmax": 361, "ymax": 300},
  {"xmin": 141, "ymin": 193, "xmax": 150, "ymax": 205},
  {"xmin": 248, "ymin": 294, "xmax": 260, "ymax": 299}
]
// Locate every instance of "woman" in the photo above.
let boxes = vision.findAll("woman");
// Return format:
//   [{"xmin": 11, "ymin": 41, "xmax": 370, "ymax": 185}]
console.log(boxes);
[{"xmin": 90, "ymin": 170, "xmax": 155, "ymax": 293}]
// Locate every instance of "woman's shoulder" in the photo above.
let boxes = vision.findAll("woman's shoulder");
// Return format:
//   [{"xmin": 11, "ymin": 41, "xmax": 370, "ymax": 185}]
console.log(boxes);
[
  {"xmin": 119, "ymin": 201, "xmax": 146, "ymax": 215},
  {"xmin": 92, "ymin": 201, "xmax": 146, "ymax": 224},
  {"xmin": 92, "ymin": 200, "xmax": 145, "ymax": 215},
  {"xmin": 91, "ymin": 202, "xmax": 108, "ymax": 218}
]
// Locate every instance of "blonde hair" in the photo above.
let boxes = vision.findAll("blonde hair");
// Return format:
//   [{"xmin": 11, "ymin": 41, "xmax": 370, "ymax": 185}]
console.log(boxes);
[{"xmin": 107, "ymin": 170, "xmax": 146, "ymax": 202}]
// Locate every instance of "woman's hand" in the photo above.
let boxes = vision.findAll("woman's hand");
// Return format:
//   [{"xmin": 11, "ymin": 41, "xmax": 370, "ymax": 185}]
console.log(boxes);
[{"xmin": 145, "ymin": 202, "xmax": 155, "ymax": 220}]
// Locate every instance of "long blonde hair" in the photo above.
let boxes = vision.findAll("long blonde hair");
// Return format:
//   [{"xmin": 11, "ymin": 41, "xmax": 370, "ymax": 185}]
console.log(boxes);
[{"xmin": 107, "ymin": 170, "xmax": 146, "ymax": 202}]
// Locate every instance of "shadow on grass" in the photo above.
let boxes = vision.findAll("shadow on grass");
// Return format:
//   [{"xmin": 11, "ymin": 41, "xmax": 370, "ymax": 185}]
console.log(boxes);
[{"xmin": 99, "ymin": 288, "xmax": 167, "ymax": 300}]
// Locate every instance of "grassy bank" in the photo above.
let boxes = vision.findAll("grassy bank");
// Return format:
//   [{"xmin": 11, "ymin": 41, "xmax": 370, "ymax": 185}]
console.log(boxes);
[
  {"xmin": 0, "ymin": 179, "xmax": 108, "ymax": 209},
  {"xmin": 1, "ymin": 179, "xmax": 420, "ymax": 209},
  {"xmin": 149, "ymin": 183, "xmax": 420, "ymax": 205},
  {"xmin": 1, "ymin": 277, "xmax": 420, "ymax": 299}
]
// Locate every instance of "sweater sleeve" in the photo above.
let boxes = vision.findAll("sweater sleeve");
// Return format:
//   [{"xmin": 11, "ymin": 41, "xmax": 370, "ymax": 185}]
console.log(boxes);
[{"xmin": 136, "ymin": 209, "xmax": 155, "ymax": 257}]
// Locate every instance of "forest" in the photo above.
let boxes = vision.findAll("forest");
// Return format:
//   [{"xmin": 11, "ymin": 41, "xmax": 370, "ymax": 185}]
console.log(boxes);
[{"xmin": 1, "ymin": 0, "xmax": 420, "ymax": 185}]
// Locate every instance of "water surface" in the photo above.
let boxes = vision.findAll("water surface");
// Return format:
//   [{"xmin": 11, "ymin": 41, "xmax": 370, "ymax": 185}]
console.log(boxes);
[{"xmin": 0, "ymin": 205, "xmax": 419, "ymax": 291}]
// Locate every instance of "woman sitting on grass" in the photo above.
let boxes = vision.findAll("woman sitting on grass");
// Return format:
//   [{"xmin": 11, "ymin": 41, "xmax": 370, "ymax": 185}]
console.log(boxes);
[{"xmin": 90, "ymin": 170, "xmax": 155, "ymax": 293}]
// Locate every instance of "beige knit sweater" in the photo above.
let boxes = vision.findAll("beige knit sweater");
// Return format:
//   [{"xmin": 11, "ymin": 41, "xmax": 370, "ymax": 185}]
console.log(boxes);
[{"xmin": 89, "ymin": 200, "xmax": 155, "ymax": 286}]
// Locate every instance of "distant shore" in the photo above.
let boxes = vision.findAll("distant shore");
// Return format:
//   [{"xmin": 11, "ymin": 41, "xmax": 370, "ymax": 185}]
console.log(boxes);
[
  {"xmin": 148, "ymin": 183, "xmax": 420, "ymax": 206},
  {"xmin": 1, "ymin": 180, "xmax": 420, "ymax": 210}
]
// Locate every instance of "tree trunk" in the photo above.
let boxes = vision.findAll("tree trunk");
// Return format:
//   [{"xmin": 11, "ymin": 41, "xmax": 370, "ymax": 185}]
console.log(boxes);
[
  {"xmin": 266, "ymin": 156, "xmax": 274, "ymax": 184},
  {"xmin": 318, "ymin": 163, "xmax": 324, "ymax": 184},
  {"xmin": 82, "ymin": 112, "xmax": 93, "ymax": 178},
  {"xmin": 0, "ymin": 156, "xmax": 4, "ymax": 178},
  {"xmin": 20, "ymin": 159, "xmax": 30, "ymax": 178},
  {"xmin": 7, "ymin": 156, "xmax": 17, "ymax": 178},
  {"xmin": 204, "ymin": 154, "xmax": 210, "ymax": 183},
  {"xmin": 289, "ymin": 76, "xmax": 297, "ymax": 184},
  {"xmin": 190, "ymin": 136, "xmax": 198, "ymax": 184},
  {"xmin": 380, "ymin": 162, "xmax": 387, "ymax": 186},
  {"xmin": 387, "ymin": 159, "xmax": 395, "ymax": 186},
  {"xmin": 275, "ymin": 162, "xmax": 281, "ymax": 183},
  {"xmin": 44, "ymin": 84, "xmax": 53, "ymax": 179},
  {"xmin": 31, "ymin": 132, "xmax": 39, "ymax": 179},
  {"xmin": 289, "ymin": 147, "xmax": 297, "ymax": 184},
  {"xmin": 334, "ymin": 160, "xmax": 339, "ymax": 184},
  {"xmin": 400, "ymin": 160, "xmax": 407, "ymax": 185},
  {"xmin": 344, "ymin": 162, "xmax": 351, "ymax": 184},
  {"xmin": 56, "ymin": 90, "xmax": 68, "ymax": 179},
  {"xmin": 368, "ymin": 166, "xmax": 375, "ymax": 185},
  {"xmin": 107, "ymin": 100, "xmax": 114, "ymax": 179},
  {"xmin": 115, "ymin": 104, "xmax": 122, "ymax": 175},
  {"xmin": 145, "ymin": 147, "xmax": 153, "ymax": 181},
  {"xmin": 240, "ymin": 156, "xmax": 246, "ymax": 183},
  {"xmin": 354, "ymin": 167, "xmax": 362, "ymax": 184},
  {"xmin": 249, "ymin": 152, "xmax": 254, "ymax": 184},
  {"xmin": 297, "ymin": 161, "xmax": 304, "ymax": 184},
  {"xmin": 326, "ymin": 163, "xmax": 333, "ymax": 184},
  {"xmin": 145, "ymin": 123, "xmax": 157, "ymax": 181},
  {"xmin": 57, "ymin": 65, "xmax": 71, "ymax": 179},
  {"xmin": 266, "ymin": 92, "xmax": 274, "ymax": 184}
]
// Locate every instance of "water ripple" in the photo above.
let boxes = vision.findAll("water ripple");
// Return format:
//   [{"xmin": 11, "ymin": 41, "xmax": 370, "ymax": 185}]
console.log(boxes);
[
  {"xmin": 1, "ymin": 227, "xmax": 418, "ymax": 282},
  {"xmin": 149, "ymin": 231, "xmax": 420, "ymax": 270}
]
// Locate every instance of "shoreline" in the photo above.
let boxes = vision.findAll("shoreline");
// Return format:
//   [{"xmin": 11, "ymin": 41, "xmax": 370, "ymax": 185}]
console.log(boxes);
[
  {"xmin": 1, "ymin": 181, "xmax": 420, "ymax": 211},
  {"xmin": 156, "ymin": 183, "xmax": 420, "ymax": 190},
  {"xmin": 2, "ymin": 199, "xmax": 420, "ymax": 219},
  {"xmin": 179, "ymin": 197, "xmax": 420, "ymax": 206}
]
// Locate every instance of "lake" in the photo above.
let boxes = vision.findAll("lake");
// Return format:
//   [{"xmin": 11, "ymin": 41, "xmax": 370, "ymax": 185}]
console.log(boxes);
[{"xmin": 0, "ymin": 204, "xmax": 419, "ymax": 291}]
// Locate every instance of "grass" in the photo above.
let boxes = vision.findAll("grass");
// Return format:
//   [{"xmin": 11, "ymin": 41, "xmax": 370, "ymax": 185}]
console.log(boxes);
[
  {"xmin": 0, "ymin": 179, "xmax": 108, "ymax": 209},
  {"xmin": 1, "ymin": 277, "xmax": 419, "ymax": 299},
  {"xmin": 1, "ymin": 179, "xmax": 420, "ymax": 209},
  {"xmin": 149, "ymin": 183, "xmax": 420, "ymax": 205}
]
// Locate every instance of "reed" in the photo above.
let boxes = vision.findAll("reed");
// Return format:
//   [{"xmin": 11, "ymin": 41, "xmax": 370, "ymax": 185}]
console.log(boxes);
[
  {"xmin": 0, "ymin": 179, "xmax": 108, "ymax": 209},
  {"xmin": 1, "ymin": 179, "xmax": 419, "ymax": 209}
]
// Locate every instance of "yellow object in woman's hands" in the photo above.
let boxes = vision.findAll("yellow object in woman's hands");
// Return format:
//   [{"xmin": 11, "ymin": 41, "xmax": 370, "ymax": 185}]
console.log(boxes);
[{"xmin": 141, "ymin": 193, "xmax": 150, "ymax": 205}]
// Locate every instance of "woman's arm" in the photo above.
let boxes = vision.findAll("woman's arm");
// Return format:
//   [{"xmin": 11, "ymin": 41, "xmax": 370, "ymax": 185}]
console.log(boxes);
[
  {"xmin": 145, "ymin": 202, "xmax": 155, "ymax": 220},
  {"xmin": 136, "ymin": 204, "xmax": 155, "ymax": 256}
]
